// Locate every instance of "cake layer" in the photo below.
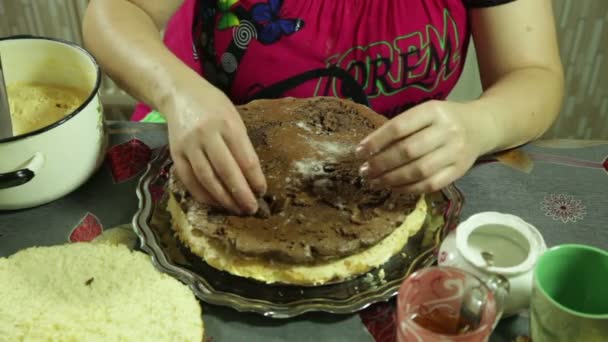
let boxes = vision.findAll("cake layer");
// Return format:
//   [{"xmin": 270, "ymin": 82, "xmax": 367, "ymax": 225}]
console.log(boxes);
[
  {"xmin": 0, "ymin": 244, "xmax": 203, "ymax": 341},
  {"xmin": 168, "ymin": 191, "xmax": 427, "ymax": 285},
  {"xmin": 169, "ymin": 97, "xmax": 420, "ymax": 263}
]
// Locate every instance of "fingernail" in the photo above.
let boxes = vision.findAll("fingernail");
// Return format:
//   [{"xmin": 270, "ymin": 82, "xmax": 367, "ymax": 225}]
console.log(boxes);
[
  {"xmin": 248, "ymin": 202, "xmax": 259, "ymax": 215},
  {"xmin": 256, "ymin": 186, "xmax": 267, "ymax": 197},
  {"xmin": 359, "ymin": 162, "xmax": 370, "ymax": 177},
  {"xmin": 355, "ymin": 145, "xmax": 366, "ymax": 158},
  {"xmin": 369, "ymin": 180, "xmax": 381, "ymax": 189}
]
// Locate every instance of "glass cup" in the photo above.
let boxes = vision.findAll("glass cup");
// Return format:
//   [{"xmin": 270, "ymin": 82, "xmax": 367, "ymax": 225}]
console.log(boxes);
[{"xmin": 397, "ymin": 266, "xmax": 508, "ymax": 342}]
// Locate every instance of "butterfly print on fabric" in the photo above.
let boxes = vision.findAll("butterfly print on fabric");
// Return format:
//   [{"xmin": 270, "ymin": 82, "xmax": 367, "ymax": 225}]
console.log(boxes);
[
  {"xmin": 217, "ymin": 0, "xmax": 241, "ymax": 29},
  {"xmin": 251, "ymin": 0, "xmax": 304, "ymax": 44}
]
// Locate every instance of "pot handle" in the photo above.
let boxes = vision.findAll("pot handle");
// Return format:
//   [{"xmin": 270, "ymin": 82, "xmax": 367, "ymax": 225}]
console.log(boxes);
[
  {"xmin": 0, "ymin": 152, "xmax": 44, "ymax": 189},
  {"xmin": 0, "ymin": 168, "xmax": 35, "ymax": 189}
]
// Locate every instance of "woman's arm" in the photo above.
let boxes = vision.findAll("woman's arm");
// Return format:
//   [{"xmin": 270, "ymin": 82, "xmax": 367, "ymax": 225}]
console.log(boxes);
[
  {"xmin": 83, "ymin": 0, "xmax": 186, "ymax": 111},
  {"xmin": 468, "ymin": 0, "xmax": 564, "ymax": 153},
  {"xmin": 358, "ymin": 0, "xmax": 564, "ymax": 194},
  {"xmin": 83, "ymin": 0, "xmax": 266, "ymax": 214}
]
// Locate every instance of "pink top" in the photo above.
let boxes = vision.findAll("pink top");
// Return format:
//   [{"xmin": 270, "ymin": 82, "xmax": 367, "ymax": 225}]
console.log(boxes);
[{"xmin": 132, "ymin": 0, "xmax": 515, "ymax": 121}]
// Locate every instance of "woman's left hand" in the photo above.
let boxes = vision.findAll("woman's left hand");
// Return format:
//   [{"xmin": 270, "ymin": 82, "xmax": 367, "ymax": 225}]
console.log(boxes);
[{"xmin": 357, "ymin": 100, "xmax": 494, "ymax": 194}]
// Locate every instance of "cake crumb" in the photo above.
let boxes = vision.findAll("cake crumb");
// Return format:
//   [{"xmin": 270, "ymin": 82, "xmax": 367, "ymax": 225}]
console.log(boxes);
[
  {"xmin": 294, "ymin": 159, "xmax": 326, "ymax": 178},
  {"xmin": 378, "ymin": 269, "xmax": 386, "ymax": 284},
  {"xmin": 254, "ymin": 198, "xmax": 271, "ymax": 218},
  {"xmin": 296, "ymin": 121, "xmax": 314, "ymax": 133},
  {"xmin": 308, "ymin": 140, "xmax": 351, "ymax": 157},
  {"xmin": 363, "ymin": 272, "xmax": 375, "ymax": 283}
]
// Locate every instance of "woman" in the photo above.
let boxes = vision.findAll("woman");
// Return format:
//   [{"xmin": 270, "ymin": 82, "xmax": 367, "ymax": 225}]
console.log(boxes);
[{"xmin": 83, "ymin": 0, "xmax": 564, "ymax": 215}]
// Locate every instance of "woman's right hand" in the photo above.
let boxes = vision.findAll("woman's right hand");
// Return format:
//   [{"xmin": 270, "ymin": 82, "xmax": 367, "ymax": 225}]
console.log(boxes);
[
  {"xmin": 83, "ymin": 0, "xmax": 266, "ymax": 213},
  {"xmin": 164, "ymin": 80, "xmax": 267, "ymax": 215},
  {"xmin": 83, "ymin": 0, "xmax": 265, "ymax": 214}
]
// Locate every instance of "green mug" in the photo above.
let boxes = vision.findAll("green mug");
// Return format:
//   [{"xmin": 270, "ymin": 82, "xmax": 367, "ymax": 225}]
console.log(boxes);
[{"xmin": 531, "ymin": 244, "xmax": 608, "ymax": 341}]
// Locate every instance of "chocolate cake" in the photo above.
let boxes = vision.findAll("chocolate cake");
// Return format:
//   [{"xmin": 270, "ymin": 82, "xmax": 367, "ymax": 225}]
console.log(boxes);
[{"xmin": 167, "ymin": 97, "xmax": 427, "ymax": 285}]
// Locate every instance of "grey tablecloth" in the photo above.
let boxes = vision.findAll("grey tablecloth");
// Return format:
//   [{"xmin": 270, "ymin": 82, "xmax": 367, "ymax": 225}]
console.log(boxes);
[{"xmin": 1, "ymin": 121, "xmax": 607, "ymax": 342}]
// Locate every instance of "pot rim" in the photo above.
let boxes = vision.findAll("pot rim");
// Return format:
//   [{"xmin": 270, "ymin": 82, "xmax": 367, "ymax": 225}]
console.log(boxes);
[{"xmin": 0, "ymin": 35, "xmax": 102, "ymax": 144}]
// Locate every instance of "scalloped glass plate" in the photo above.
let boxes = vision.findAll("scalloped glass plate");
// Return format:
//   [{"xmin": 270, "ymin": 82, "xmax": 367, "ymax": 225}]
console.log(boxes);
[{"xmin": 133, "ymin": 146, "xmax": 464, "ymax": 318}]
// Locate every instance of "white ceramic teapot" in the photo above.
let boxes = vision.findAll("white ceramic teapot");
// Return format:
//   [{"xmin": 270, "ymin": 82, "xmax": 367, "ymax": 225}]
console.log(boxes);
[{"xmin": 438, "ymin": 212, "xmax": 547, "ymax": 317}]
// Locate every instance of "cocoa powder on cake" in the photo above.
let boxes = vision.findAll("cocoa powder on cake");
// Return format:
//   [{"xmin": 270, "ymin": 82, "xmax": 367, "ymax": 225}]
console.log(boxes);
[{"xmin": 169, "ymin": 97, "xmax": 419, "ymax": 263}]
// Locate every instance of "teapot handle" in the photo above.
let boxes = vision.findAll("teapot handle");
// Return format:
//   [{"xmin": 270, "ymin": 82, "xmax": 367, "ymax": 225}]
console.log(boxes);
[{"xmin": 485, "ymin": 274, "xmax": 510, "ymax": 328}]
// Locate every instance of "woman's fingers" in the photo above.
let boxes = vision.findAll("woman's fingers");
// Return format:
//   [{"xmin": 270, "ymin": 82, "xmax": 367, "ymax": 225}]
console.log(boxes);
[
  {"xmin": 371, "ymin": 145, "xmax": 454, "ymax": 188},
  {"xmin": 357, "ymin": 105, "xmax": 434, "ymax": 158},
  {"xmin": 392, "ymin": 166, "xmax": 457, "ymax": 195},
  {"xmin": 222, "ymin": 123, "xmax": 267, "ymax": 197},
  {"xmin": 362, "ymin": 125, "xmax": 446, "ymax": 179},
  {"xmin": 204, "ymin": 134, "xmax": 259, "ymax": 214},
  {"xmin": 186, "ymin": 143, "xmax": 244, "ymax": 214},
  {"xmin": 165, "ymin": 83, "xmax": 268, "ymax": 215},
  {"xmin": 172, "ymin": 154, "xmax": 216, "ymax": 205}
]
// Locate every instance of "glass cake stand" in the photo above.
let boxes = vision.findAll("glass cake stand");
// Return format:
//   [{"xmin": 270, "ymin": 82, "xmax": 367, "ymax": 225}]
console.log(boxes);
[{"xmin": 133, "ymin": 146, "xmax": 464, "ymax": 318}]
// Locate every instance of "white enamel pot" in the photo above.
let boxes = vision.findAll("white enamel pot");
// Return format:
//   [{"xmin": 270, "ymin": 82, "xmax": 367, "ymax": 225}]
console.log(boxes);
[{"xmin": 0, "ymin": 36, "xmax": 106, "ymax": 210}]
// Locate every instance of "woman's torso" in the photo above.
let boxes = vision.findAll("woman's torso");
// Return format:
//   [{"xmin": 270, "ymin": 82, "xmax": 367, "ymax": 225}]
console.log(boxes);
[{"xmin": 134, "ymin": 0, "xmax": 474, "ymax": 120}]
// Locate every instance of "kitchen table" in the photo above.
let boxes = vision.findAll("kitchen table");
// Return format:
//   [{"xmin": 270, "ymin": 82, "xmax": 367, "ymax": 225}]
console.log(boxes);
[{"xmin": 1, "ymin": 121, "xmax": 607, "ymax": 342}]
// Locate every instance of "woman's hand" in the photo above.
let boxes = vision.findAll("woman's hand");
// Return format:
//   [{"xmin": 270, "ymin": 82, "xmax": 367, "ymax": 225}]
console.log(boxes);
[
  {"xmin": 165, "ymin": 80, "xmax": 267, "ymax": 215},
  {"xmin": 357, "ymin": 100, "xmax": 494, "ymax": 194},
  {"xmin": 84, "ymin": 0, "xmax": 266, "ymax": 214}
]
